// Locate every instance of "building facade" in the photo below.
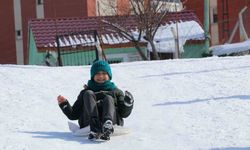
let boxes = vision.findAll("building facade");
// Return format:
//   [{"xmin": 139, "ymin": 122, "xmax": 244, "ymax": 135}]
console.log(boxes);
[
  {"xmin": 183, "ymin": 0, "xmax": 250, "ymax": 45},
  {"xmin": 28, "ymin": 10, "xmax": 204, "ymax": 66},
  {"xmin": 0, "ymin": 0, "xmax": 176, "ymax": 64},
  {"xmin": 1, "ymin": 0, "xmax": 250, "ymax": 64},
  {"xmin": 0, "ymin": 0, "xmax": 97, "ymax": 64}
]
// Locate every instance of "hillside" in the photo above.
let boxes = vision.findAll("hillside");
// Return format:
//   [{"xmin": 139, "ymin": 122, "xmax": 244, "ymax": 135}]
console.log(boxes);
[{"xmin": 1, "ymin": 56, "xmax": 250, "ymax": 150}]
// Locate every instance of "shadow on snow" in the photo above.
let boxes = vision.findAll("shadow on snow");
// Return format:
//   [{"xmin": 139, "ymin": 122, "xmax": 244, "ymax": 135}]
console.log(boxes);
[
  {"xmin": 138, "ymin": 65, "xmax": 250, "ymax": 79},
  {"xmin": 210, "ymin": 147, "xmax": 250, "ymax": 150},
  {"xmin": 20, "ymin": 131, "xmax": 104, "ymax": 144},
  {"xmin": 153, "ymin": 95, "xmax": 250, "ymax": 106}
]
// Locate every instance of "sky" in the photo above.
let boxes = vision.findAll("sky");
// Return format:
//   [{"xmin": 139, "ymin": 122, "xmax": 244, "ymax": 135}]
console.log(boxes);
[{"xmin": 1, "ymin": 56, "xmax": 250, "ymax": 150}]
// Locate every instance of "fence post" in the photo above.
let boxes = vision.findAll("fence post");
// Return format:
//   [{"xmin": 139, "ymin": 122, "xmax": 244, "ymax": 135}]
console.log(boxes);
[
  {"xmin": 204, "ymin": 0, "xmax": 210, "ymax": 53},
  {"xmin": 56, "ymin": 35, "xmax": 63, "ymax": 66},
  {"xmin": 94, "ymin": 30, "xmax": 99, "ymax": 61}
]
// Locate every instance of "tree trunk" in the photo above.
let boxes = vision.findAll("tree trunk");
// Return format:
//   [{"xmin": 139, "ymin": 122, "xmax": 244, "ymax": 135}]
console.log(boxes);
[
  {"xmin": 148, "ymin": 40, "xmax": 160, "ymax": 60},
  {"xmin": 133, "ymin": 42, "xmax": 148, "ymax": 60}
]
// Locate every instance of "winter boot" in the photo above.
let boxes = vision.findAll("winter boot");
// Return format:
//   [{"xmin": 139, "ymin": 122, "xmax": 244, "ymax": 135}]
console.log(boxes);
[
  {"xmin": 100, "ymin": 120, "xmax": 114, "ymax": 140},
  {"xmin": 88, "ymin": 131, "xmax": 100, "ymax": 140}
]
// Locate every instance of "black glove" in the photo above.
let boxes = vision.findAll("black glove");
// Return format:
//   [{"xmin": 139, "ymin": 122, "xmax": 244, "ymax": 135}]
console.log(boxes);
[
  {"xmin": 95, "ymin": 91, "xmax": 106, "ymax": 100},
  {"xmin": 124, "ymin": 91, "xmax": 134, "ymax": 106}
]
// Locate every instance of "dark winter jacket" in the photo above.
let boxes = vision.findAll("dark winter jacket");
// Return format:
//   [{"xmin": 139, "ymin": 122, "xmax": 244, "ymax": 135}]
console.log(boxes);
[{"xmin": 59, "ymin": 88, "xmax": 133, "ymax": 128}]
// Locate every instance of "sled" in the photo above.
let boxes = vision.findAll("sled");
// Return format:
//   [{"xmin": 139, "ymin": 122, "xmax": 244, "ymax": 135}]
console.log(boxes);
[{"xmin": 68, "ymin": 121, "xmax": 131, "ymax": 137}]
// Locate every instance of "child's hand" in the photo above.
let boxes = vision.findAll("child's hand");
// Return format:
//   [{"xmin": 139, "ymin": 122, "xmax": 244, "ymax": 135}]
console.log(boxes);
[
  {"xmin": 124, "ymin": 91, "xmax": 134, "ymax": 106},
  {"xmin": 57, "ymin": 95, "xmax": 66, "ymax": 104}
]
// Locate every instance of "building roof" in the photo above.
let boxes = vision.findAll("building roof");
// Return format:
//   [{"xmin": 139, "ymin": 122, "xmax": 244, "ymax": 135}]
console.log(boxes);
[{"xmin": 29, "ymin": 10, "xmax": 204, "ymax": 52}]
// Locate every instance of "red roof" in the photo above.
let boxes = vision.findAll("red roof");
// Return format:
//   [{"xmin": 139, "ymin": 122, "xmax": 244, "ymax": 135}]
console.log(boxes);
[{"xmin": 29, "ymin": 10, "xmax": 202, "ymax": 51}]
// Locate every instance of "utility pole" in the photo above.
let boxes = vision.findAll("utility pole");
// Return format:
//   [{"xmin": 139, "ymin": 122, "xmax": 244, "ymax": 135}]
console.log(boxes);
[
  {"xmin": 204, "ymin": 0, "xmax": 210, "ymax": 53},
  {"xmin": 174, "ymin": 2, "xmax": 180, "ymax": 59},
  {"xmin": 171, "ymin": 27, "xmax": 178, "ymax": 59}
]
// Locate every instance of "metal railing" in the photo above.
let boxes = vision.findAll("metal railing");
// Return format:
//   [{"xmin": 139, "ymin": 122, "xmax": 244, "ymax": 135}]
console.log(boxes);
[{"xmin": 55, "ymin": 30, "xmax": 103, "ymax": 66}]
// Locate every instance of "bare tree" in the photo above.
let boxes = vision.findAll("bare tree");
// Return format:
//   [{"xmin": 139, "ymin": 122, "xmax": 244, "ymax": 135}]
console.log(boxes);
[
  {"xmin": 101, "ymin": 16, "xmax": 148, "ymax": 60},
  {"xmin": 99, "ymin": 0, "xmax": 177, "ymax": 60}
]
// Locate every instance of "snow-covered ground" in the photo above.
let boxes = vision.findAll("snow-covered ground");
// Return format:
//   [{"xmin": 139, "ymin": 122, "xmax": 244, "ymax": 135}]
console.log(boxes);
[
  {"xmin": 1, "ymin": 56, "xmax": 250, "ymax": 150},
  {"xmin": 211, "ymin": 39, "xmax": 250, "ymax": 56}
]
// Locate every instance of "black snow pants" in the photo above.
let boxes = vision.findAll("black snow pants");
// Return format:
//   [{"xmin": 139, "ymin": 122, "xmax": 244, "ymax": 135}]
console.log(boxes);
[{"xmin": 83, "ymin": 90, "xmax": 116, "ymax": 133}]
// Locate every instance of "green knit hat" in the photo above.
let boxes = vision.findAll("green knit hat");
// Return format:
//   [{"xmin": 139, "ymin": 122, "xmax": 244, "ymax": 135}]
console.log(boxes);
[{"xmin": 90, "ymin": 60, "xmax": 112, "ymax": 80}]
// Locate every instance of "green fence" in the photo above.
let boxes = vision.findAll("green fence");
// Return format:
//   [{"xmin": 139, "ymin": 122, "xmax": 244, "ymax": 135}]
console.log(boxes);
[{"xmin": 56, "ymin": 30, "xmax": 99, "ymax": 66}]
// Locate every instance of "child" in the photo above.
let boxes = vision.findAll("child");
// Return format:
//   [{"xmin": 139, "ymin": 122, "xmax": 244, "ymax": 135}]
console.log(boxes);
[{"xmin": 57, "ymin": 60, "xmax": 134, "ymax": 140}]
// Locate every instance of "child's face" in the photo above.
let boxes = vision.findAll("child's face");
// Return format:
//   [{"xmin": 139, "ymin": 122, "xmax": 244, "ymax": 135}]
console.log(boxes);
[{"xmin": 93, "ymin": 71, "xmax": 110, "ymax": 83}]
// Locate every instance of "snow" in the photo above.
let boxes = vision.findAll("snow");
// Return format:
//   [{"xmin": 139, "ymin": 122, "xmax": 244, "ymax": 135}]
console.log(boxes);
[
  {"xmin": 1, "ymin": 56, "xmax": 250, "ymax": 150},
  {"xmin": 50, "ymin": 20, "xmax": 204, "ymax": 54},
  {"xmin": 211, "ymin": 39, "xmax": 250, "ymax": 56},
  {"xmin": 142, "ymin": 20, "xmax": 204, "ymax": 53}
]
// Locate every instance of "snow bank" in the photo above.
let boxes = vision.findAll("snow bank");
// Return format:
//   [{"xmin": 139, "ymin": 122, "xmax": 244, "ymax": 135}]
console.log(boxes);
[{"xmin": 211, "ymin": 39, "xmax": 250, "ymax": 56}]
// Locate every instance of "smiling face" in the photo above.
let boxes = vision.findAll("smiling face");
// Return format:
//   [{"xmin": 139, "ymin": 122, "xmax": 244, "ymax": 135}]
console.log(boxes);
[{"xmin": 93, "ymin": 71, "xmax": 110, "ymax": 83}]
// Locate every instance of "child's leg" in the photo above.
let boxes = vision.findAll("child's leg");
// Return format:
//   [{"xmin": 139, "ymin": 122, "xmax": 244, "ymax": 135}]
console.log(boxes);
[
  {"xmin": 102, "ymin": 95, "xmax": 116, "ymax": 124},
  {"xmin": 99, "ymin": 95, "xmax": 115, "ymax": 140},
  {"xmin": 83, "ymin": 90, "xmax": 101, "ymax": 133}
]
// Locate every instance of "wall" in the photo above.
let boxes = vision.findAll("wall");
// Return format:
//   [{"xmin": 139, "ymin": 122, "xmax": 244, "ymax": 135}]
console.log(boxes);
[
  {"xmin": 21, "ymin": 0, "xmax": 36, "ymax": 64},
  {"xmin": 44, "ymin": 0, "xmax": 89, "ymax": 17},
  {"xmin": 243, "ymin": 8, "xmax": 250, "ymax": 37},
  {"xmin": 0, "ymin": 0, "xmax": 16, "ymax": 64},
  {"xmin": 182, "ymin": 42, "xmax": 206, "ymax": 58},
  {"xmin": 1, "ymin": 0, "xmax": 98, "ymax": 64},
  {"xmin": 117, "ymin": 0, "xmax": 130, "ymax": 15},
  {"xmin": 210, "ymin": 0, "xmax": 219, "ymax": 45},
  {"xmin": 105, "ymin": 47, "xmax": 147, "ymax": 62},
  {"xmin": 96, "ymin": 0, "xmax": 117, "ymax": 16},
  {"xmin": 184, "ymin": 0, "xmax": 250, "ymax": 45},
  {"xmin": 217, "ymin": 0, "xmax": 241, "ymax": 43},
  {"xmin": 231, "ymin": 0, "xmax": 250, "ymax": 42},
  {"xmin": 87, "ymin": 0, "xmax": 96, "ymax": 16},
  {"xmin": 183, "ymin": 0, "xmax": 204, "ymax": 25},
  {"xmin": 28, "ymin": 30, "xmax": 45, "ymax": 65}
]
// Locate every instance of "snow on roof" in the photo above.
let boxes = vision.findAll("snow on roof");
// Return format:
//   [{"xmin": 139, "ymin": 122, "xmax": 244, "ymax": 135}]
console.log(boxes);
[
  {"xmin": 147, "ymin": 20, "xmax": 204, "ymax": 53},
  {"xmin": 29, "ymin": 10, "xmax": 204, "ymax": 52},
  {"xmin": 211, "ymin": 39, "xmax": 250, "ymax": 55}
]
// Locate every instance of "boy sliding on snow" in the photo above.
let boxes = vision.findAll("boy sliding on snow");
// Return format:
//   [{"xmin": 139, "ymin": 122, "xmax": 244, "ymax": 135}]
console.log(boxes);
[{"xmin": 57, "ymin": 60, "xmax": 134, "ymax": 140}]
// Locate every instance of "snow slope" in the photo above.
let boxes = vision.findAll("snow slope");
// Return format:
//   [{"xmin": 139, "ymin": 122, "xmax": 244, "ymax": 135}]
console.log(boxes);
[{"xmin": 1, "ymin": 56, "xmax": 250, "ymax": 150}]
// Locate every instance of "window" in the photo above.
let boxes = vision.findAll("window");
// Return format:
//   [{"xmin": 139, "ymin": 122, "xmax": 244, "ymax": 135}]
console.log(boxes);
[
  {"xmin": 16, "ymin": 30, "xmax": 22, "ymax": 39},
  {"xmin": 212, "ymin": 7, "xmax": 218, "ymax": 23},
  {"xmin": 37, "ymin": 0, "xmax": 44, "ymax": 5},
  {"xmin": 107, "ymin": 58, "xmax": 123, "ymax": 64}
]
